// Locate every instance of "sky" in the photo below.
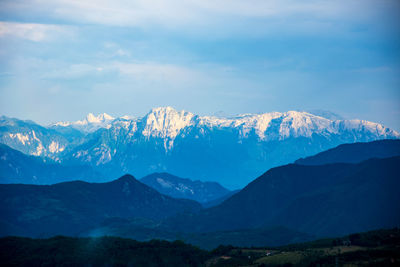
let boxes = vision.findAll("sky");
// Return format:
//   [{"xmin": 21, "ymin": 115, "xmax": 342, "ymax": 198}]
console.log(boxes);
[{"xmin": 0, "ymin": 0, "xmax": 399, "ymax": 130}]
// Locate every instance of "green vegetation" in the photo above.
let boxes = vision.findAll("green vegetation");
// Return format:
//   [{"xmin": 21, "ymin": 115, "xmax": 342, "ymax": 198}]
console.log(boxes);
[
  {"xmin": 0, "ymin": 236, "xmax": 208, "ymax": 267},
  {"xmin": 0, "ymin": 228, "xmax": 399, "ymax": 266},
  {"xmin": 210, "ymin": 228, "xmax": 400, "ymax": 267}
]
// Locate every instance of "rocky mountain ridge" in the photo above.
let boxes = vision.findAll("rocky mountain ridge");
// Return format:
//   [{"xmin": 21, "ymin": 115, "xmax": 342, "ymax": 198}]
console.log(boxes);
[{"xmin": 1, "ymin": 108, "xmax": 398, "ymax": 187}]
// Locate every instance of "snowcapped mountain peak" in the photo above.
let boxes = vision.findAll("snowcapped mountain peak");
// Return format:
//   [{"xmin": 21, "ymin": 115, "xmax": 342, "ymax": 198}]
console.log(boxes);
[
  {"xmin": 1, "ymin": 109, "xmax": 399, "ymax": 187},
  {"xmin": 142, "ymin": 107, "xmax": 196, "ymax": 140},
  {"xmin": 120, "ymin": 115, "xmax": 134, "ymax": 120},
  {"xmin": 85, "ymin": 113, "xmax": 96, "ymax": 123},
  {"xmin": 149, "ymin": 106, "xmax": 178, "ymax": 114},
  {"xmin": 82, "ymin": 113, "xmax": 114, "ymax": 124},
  {"xmin": 47, "ymin": 108, "xmax": 399, "ymax": 143},
  {"xmin": 51, "ymin": 113, "xmax": 115, "ymax": 133}
]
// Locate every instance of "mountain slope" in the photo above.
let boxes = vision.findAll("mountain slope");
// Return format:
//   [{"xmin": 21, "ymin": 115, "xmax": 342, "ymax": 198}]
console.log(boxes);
[
  {"xmin": 1, "ymin": 108, "xmax": 399, "ymax": 187},
  {"xmin": 50, "ymin": 113, "xmax": 115, "ymax": 133},
  {"xmin": 0, "ymin": 175, "xmax": 202, "ymax": 237},
  {"xmin": 202, "ymin": 190, "xmax": 240, "ymax": 208},
  {"xmin": 0, "ymin": 116, "xmax": 78, "ymax": 158},
  {"xmin": 65, "ymin": 108, "xmax": 399, "ymax": 187},
  {"xmin": 0, "ymin": 143, "xmax": 105, "ymax": 184},
  {"xmin": 295, "ymin": 139, "xmax": 400, "ymax": 165},
  {"xmin": 163, "ymin": 156, "xmax": 400, "ymax": 237},
  {"xmin": 140, "ymin": 172, "xmax": 231, "ymax": 203}
]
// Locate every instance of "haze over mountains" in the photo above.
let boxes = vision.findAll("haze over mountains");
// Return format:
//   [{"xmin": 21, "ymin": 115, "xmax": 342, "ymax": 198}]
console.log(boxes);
[
  {"xmin": 140, "ymin": 172, "xmax": 231, "ymax": 204},
  {"xmin": 163, "ymin": 155, "xmax": 400, "ymax": 237},
  {"xmin": 0, "ymin": 139, "xmax": 398, "ymax": 249},
  {"xmin": 1, "ymin": 107, "xmax": 398, "ymax": 187},
  {"xmin": 0, "ymin": 143, "xmax": 105, "ymax": 184}
]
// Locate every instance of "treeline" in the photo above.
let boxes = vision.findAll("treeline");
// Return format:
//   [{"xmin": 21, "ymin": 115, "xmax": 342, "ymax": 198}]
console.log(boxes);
[
  {"xmin": 0, "ymin": 236, "xmax": 208, "ymax": 267},
  {"xmin": 280, "ymin": 228, "xmax": 400, "ymax": 251},
  {"xmin": 1, "ymin": 228, "xmax": 399, "ymax": 267}
]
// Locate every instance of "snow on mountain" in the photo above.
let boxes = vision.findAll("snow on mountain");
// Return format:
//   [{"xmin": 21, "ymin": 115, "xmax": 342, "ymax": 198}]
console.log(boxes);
[
  {"xmin": 198, "ymin": 110, "xmax": 397, "ymax": 141},
  {"xmin": 51, "ymin": 113, "xmax": 115, "ymax": 133},
  {"xmin": 45, "ymin": 107, "xmax": 400, "ymax": 144},
  {"xmin": 0, "ymin": 116, "xmax": 69, "ymax": 158},
  {"xmin": 142, "ymin": 107, "xmax": 196, "ymax": 139},
  {"xmin": 140, "ymin": 172, "xmax": 231, "ymax": 203},
  {"xmin": 306, "ymin": 109, "xmax": 344, "ymax": 121},
  {"xmin": 61, "ymin": 107, "xmax": 399, "ymax": 187},
  {"xmin": 1, "ymin": 108, "xmax": 399, "ymax": 187}
]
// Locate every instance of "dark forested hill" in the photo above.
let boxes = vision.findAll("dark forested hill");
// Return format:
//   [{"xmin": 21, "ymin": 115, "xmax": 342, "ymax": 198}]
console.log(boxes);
[
  {"xmin": 295, "ymin": 139, "xmax": 400, "ymax": 165},
  {"xmin": 164, "ymin": 157, "xmax": 400, "ymax": 237},
  {"xmin": 0, "ymin": 236, "xmax": 208, "ymax": 267},
  {"xmin": 0, "ymin": 175, "xmax": 202, "ymax": 237}
]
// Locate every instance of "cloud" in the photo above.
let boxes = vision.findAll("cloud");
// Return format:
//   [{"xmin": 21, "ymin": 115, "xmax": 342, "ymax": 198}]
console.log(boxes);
[
  {"xmin": 102, "ymin": 42, "xmax": 131, "ymax": 57},
  {"xmin": 1, "ymin": 0, "xmax": 398, "ymax": 37},
  {"xmin": 111, "ymin": 61, "xmax": 203, "ymax": 83},
  {"xmin": 25, "ymin": 58, "xmax": 207, "ymax": 85},
  {"xmin": 42, "ymin": 63, "xmax": 105, "ymax": 80},
  {"xmin": 0, "ymin": 22, "xmax": 74, "ymax": 42}
]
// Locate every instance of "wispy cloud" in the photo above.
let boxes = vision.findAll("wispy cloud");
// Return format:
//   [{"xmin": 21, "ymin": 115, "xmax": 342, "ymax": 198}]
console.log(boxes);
[
  {"xmin": 111, "ymin": 61, "xmax": 203, "ymax": 83},
  {"xmin": 13, "ymin": 56, "xmax": 209, "ymax": 87},
  {"xmin": 1, "ymin": 0, "xmax": 398, "ymax": 37},
  {"xmin": 0, "ymin": 22, "xmax": 74, "ymax": 42},
  {"xmin": 102, "ymin": 42, "xmax": 131, "ymax": 58},
  {"xmin": 0, "ymin": 0, "xmax": 399, "ymax": 131},
  {"xmin": 42, "ymin": 63, "xmax": 104, "ymax": 80}
]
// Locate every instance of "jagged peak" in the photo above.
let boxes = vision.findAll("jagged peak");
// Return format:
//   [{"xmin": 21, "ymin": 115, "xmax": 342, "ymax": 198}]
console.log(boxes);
[
  {"xmin": 50, "ymin": 113, "xmax": 116, "ymax": 133},
  {"xmin": 84, "ymin": 113, "xmax": 114, "ymax": 124},
  {"xmin": 148, "ymin": 106, "xmax": 177, "ymax": 113},
  {"xmin": 120, "ymin": 115, "xmax": 134, "ymax": 120},
  {"xmin": 142, "ymin": 107, "xmax": 196, "ymax": 140},
  {"xmin": 47, "ymin": 108, "xmax": 399, "ymax": 141},
  {"xmin": 145, "ymin": 106, "xmax": 194, "ymax": 118}
]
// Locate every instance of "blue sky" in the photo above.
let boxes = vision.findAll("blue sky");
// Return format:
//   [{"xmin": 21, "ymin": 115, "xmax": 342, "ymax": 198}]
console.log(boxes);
[{"xmin": 0, "ymin": 0, "xmax": 399, "ymax": 130}]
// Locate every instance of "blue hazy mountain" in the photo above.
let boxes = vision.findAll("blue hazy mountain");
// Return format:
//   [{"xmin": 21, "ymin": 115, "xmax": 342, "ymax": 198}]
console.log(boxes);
[
  {"xmin": 140, "ymin": 172, "xmax": 231, "ymax": 204},
  {"xmin": 0, "ymin": 143, "xmax": 105, "ymax": 184},
  {"xmin": 0, "ymin": 116, "xmax": 83, "ymax": 158},
  {"xmin": 0, "ymin": 175, "xmax": 202, "ymax": 237},
  {"xmin": 0, "ymin": 140, "xmax": 398, "ymax": 247},
  {"xmin": 163, "ymin": 156, "xmax": 400, "ymax": 237},
  {"xmin": 295, "ymin": 139, "xmax": 400, "ymax": 165},
  {"xmin": 1, "ymin": 108, "xmax": 398, "ymax": 187},
  {"xmin": 201, "ymin": 190, "xmax": 240, "ymax": 208}
]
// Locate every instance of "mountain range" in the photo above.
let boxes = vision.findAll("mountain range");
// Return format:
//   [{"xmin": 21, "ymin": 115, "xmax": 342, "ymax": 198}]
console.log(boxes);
[
  {"xmin": 0, "ymin": 139, "xmax": 398, "ymax": 248},
  {"xmin": 0, "ymin": 143, "xmax": 104, "ymax": 184},
  {"xmin": 1, "ymin": 107, "xmax": 398, "ymax": 187},
  {"xmin": 0, "ymin": 143, "xmax": 232, "ymax": 205}
]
